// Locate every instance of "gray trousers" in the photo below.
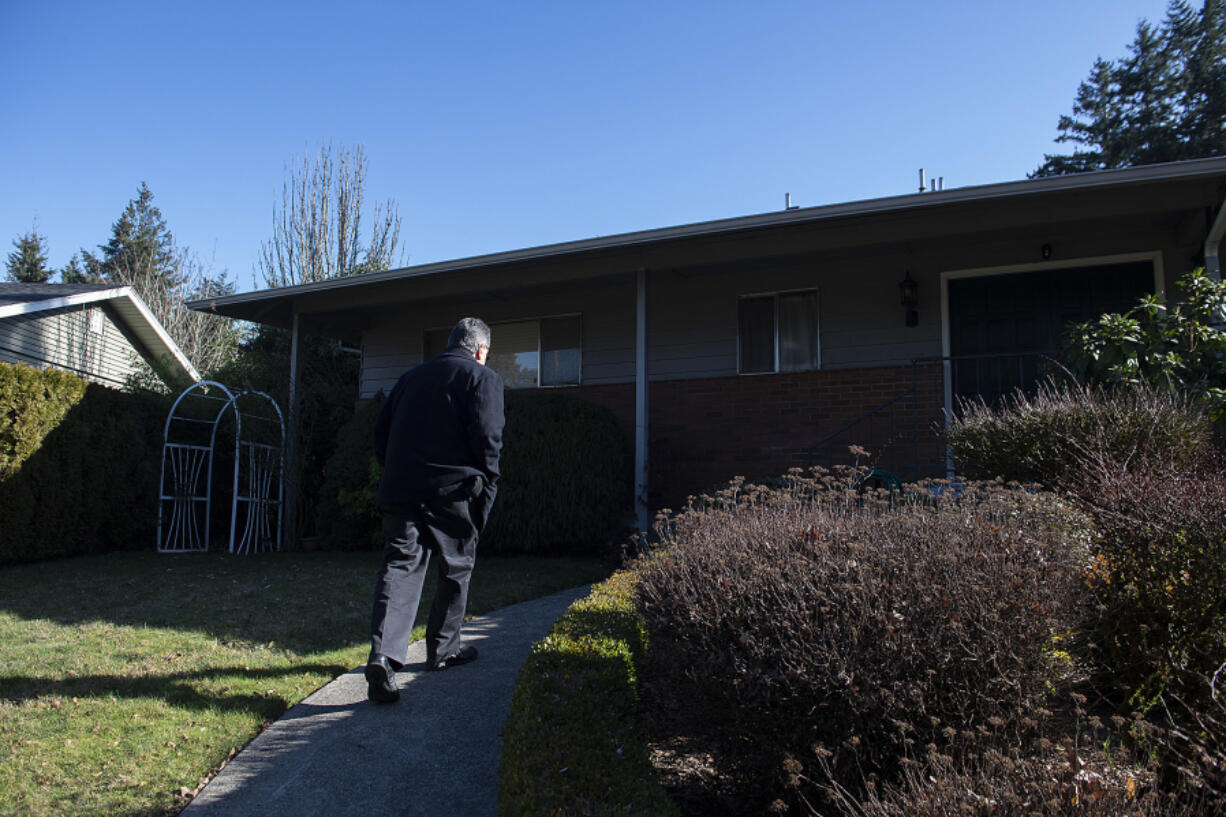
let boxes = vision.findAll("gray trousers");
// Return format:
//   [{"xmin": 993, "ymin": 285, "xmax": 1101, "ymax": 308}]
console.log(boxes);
[{"xmin": 369, "ymin": 495, "xmax": 478, "ymax": 666}]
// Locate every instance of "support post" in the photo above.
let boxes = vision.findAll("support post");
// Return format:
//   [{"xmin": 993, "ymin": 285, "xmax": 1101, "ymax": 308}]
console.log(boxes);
[
  {"xmin": 285, "ymin": 312, "xmax": 302, "ymax": 549},
  {"xmin": 635, "ymin": 267, "xmax": 649, "ymax": 534},
  {"xmin": 1205, "ymin": 197, "xmax": 1226, "ymax": 282}
]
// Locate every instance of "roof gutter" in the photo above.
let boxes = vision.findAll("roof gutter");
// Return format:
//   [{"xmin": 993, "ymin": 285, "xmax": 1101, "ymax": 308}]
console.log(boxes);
[
  {"xmin": 0, "ymin": 286, "xmax": 130, "ymax": 320},
  {"xmin": 188, "ymin": 156, "xmax": 1226, "ymax": 314}
]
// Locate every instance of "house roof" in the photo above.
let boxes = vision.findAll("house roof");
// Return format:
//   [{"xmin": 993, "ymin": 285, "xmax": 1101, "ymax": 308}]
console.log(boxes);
[
  {"xmin": 0, "ymin": 283, "xmax": 201, "ymax": 384},
  {"xmin": 188, "ymin": 156, "xmax": 1226, "ymax": 338}
]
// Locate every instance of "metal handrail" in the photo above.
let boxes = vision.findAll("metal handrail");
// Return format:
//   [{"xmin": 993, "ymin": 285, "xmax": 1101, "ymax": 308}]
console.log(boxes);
[
  {"xmin": 803, "ymin": 387, "xmax": 914, "ymax": 454},
  {"xmin": 804, "ymin": 373, "xmax": 920, "ymax": 480}
]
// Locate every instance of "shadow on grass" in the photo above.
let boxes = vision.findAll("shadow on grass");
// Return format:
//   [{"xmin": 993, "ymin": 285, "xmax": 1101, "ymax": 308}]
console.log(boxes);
[
  {"xmin": 0, "ymin": 551, "xmax": 612, "ymax": 656},
  {"xmin": 0, "ymin": 551, "xmax": 392, "ymax": 656},
  {"xmin": 0, "ymin": 662, "xmax": 353, "ymax": 713}
]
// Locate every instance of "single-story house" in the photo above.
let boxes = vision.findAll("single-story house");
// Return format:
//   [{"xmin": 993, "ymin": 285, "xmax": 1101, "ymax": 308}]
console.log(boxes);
[
  {"xmin": 189, "ymin": 157, "xmax": 1226, "ymax": 530},
  {"xmin": 0, "ymin": 283, "xmax": 200, "ymax": 389}
]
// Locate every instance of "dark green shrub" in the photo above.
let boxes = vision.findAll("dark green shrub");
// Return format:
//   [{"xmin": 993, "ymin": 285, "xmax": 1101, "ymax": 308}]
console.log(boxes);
[
  {"xmin": 0, "ymin": 361, "xmax": 87, "ymax": 479},
  {"xmin": 483, "ymin": 391, "xmax": 630, "ymax": 555},
  {"xmin": 499, "ymin": 570, "xmax": 677, "ymax": 817},
  {"xmin": 944, "ymin": 378, "xmax": 1212, "ymax": 487},
  {"xmin": 0, "ymin": 362, "xmax": 167, "ymax": 563},
  {"xmin": 636, "ymin": 473, "xmax": 1092, "ymax": 815},
  {"xmin": 210, "ymin": 326, "xmax": 360, "ymax": 539},
  {"xmin": 313, "ymin": 389, "xmax": 630, "ymax": 554},
  {"xmin": 1065, "ymin": 268, "xmax": 1226, "ymax": 421},
  {"xmin": 315, "ymin": 393, "xmax": 385, "ymax": 550}
]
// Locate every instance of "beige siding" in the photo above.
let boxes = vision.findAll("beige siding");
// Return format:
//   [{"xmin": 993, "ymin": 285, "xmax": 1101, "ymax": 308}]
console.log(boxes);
[
  {"xmin": 645, "ymin": 254, "xmax": 934, "ymax": 380},
  {"xmin": 359, "ymin": 278, "xmax": 636, "ymax": 398},
  {"xmin": 356, "ymin": 204, "xmax": 1196, "ymax": 396},
  {"xmin": 645, "ymin": 210, "xmax": 1190, "ymax": 379},
  {"xmin": 0, "ymin": 305, "xmax": 142, "ymax": 387}
]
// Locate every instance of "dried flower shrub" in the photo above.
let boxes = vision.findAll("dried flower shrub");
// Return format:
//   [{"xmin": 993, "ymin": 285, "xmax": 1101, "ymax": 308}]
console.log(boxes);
[
  {"xmin": 1070, "ymin": 449, "xmax": 1226, "ymax": 714},
  {"xmin": 943, "ymin": 378, "xmax": 1212, "ymax": 488},
  {"xmin": 636, "ymin": 471, "xmax": 1093, "ymax": 814},
  {"xmin": 1155, "ymin": 666, "xmax": 1226, "ymax": 811},
  {"xmin": 822, "ymin": 740, "xmax": 1184, "ymax": 817},
  {"xmin": 1059, "ymin": 445, "xmax": 1226, "ymax": 812}
]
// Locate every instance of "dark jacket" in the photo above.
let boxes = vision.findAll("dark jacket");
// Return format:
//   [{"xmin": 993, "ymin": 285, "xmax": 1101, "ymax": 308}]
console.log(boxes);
[{"xmin": 373, "ymin": 348, "xmax": 505, "ymax": 526}]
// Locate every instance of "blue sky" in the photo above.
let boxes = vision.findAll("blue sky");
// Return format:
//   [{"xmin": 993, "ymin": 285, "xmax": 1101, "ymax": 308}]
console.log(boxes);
[{"xmin": 0, "ymin": 0, "xmax": 1177, "ymax": 292}]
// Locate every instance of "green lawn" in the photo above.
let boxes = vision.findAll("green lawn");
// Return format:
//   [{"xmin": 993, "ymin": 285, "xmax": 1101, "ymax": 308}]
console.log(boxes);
[{"xmin": 0, "ymin": 550, "xmax": 614, "ymax": 817}]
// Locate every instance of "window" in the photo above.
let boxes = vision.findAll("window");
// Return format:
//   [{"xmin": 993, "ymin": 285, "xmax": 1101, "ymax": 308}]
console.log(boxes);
[
  {"xmin": 489, "ymin": 320, "xmax": 541, "ymax": 389},
  {"xmin": 738, "ymin": 290, "xmax": 819, "ymax": 374},
  {"xmin": 422, "ymin": 315, "xmax": 581, "ymax": 388},
  {"xmin": 540, "ymin": 315, "xmax": 581, "ymax": 385}
]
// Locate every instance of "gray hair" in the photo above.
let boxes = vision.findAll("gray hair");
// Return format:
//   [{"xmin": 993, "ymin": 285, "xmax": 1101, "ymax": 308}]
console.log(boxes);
[{"xmin": 447, "ymin": 317, "xmax": 492, "ymax": 355}]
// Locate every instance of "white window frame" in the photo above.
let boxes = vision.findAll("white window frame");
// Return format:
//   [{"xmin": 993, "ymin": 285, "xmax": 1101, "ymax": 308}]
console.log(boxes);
[{"xmin": 737, "ymin": 288, "xmax": 821, "ymax": 375}]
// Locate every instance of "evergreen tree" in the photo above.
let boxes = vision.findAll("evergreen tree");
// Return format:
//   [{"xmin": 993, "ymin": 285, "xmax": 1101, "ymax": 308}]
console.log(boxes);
[
  {"xmin": 81, "ymin": 182, "xmax": 180, "ymax": 287},
  {"xmin": 1033, "ymin": 0, "xmax": 1226, "ymax": 177},
  {"xmin": 62, "ymin": 182, "xmax": 240, "ymax": 385},
  {"xmin": 5, "ymin": 229, "xmax": 52, "ymax": 283},
  {"xmin": 58, "ymin": 253, "xmax": 95, "ymax": 284}
]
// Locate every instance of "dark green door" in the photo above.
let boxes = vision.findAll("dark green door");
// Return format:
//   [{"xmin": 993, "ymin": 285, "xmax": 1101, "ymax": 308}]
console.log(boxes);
[{"xmin": 948, "ymin": 261, "xmax": 1154, "ymax": 405}]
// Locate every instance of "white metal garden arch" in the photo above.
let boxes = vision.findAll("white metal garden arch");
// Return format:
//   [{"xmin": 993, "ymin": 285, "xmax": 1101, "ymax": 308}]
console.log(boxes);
[{"xmin": 157, "ymin": 381, "xmax": 285, "ymax": 554}]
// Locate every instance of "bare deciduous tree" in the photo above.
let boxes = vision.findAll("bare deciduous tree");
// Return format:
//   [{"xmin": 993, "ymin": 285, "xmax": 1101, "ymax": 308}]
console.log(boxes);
[
  {"xmin": 125, "ymin": 249, "xmax": 242, "ymax": 392},
  {"xmin": 257, "ymin": 143, "xmax": 404, "ymax": 288}
]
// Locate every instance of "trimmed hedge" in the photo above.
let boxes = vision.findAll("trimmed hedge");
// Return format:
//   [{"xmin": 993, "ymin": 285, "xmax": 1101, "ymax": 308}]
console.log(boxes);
[
  {"xmin": 0, "ymin": 361, "xmax": 167, "ymax": 563},
  {"xmin": 315, "ymin": 389, "xmax": 631, "ymax": 554},
  {"xmin": 315, "ymin": 393, "xmax": 386, "ymax": 550},
  {"xmin": 499, "ymin": 570, "xmax": 678, "ymax": 817},
  {"xmin": 483, "ymin": 391, "xmax": 630, "ymax": 554}
]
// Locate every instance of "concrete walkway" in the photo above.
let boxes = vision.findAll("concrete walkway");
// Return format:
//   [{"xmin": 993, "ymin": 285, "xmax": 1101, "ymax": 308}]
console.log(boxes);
[{"xmin": 181, "ymin": 586, "xmax": 590, "ymax": 817}]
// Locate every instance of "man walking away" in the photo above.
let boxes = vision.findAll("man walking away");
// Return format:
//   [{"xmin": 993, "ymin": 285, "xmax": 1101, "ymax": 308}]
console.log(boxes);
[{"xmin": 365, "ymin": 317, "xmax": 505, "ymax": 703}]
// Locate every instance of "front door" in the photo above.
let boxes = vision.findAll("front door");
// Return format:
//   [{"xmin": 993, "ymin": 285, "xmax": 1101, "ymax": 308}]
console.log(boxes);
[{"xmin": 947, "ymin": 260, "xmax": 1154, "ymax": 406}]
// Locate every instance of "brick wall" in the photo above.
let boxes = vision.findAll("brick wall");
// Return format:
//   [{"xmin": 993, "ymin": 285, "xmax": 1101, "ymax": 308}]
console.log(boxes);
[{"xmin": 569, "ymin": 362, "xmax": 947, "ymax": 510}]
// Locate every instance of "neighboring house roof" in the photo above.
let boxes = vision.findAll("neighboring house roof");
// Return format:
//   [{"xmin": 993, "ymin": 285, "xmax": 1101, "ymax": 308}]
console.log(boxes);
[
  {"xmin": 187, "ymin": 156, "xmax": 1226, "ymax": 337},
  {"xmin": 0, "ymin": 283, "xmax": 201, "ymax": 384}
]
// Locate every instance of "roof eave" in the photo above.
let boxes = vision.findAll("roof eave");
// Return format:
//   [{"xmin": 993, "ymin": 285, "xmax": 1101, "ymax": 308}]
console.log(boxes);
[
  {"xmin": 187, "ymin": 156, "xmax": 1226, "ymax": 315},
  {"xmin": 107, "ymin": 289, "xmax": 202, "ymax": 384},
  {"xmin": 0, "ymin": 286, "xmax": 200, "ymax": 385}
]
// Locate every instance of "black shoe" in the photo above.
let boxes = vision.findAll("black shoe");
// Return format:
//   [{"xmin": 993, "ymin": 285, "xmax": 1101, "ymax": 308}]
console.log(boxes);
[
  {"xmin": 365, "ymin": 654, "xmax": 400, "ymax": 703},
  {"xmin": 427, "ymin": 645, "xmax": 478, "ymax": 671}
]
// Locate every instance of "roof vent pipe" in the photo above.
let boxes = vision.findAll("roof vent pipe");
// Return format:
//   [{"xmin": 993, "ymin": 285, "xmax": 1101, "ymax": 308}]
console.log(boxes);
[
  {"xmin": 918, "ymin": 168, "xmax": 926, "ymax": 193},
  {"xmin": 785, "ymin": 193, "xmax": 798, "ymax": 210}
]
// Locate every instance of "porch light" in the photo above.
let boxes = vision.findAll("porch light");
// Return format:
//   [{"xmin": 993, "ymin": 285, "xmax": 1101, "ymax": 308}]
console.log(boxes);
[{"xmin": 900, "ymin": 271, "xmax": 919, "ymax": 327}]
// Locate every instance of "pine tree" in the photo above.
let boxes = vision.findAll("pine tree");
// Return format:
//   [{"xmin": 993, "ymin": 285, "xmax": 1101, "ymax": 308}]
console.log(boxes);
[
  {"xmin": 1033, "ymin": 0, "xmax": 1226, "ymax": 177},
  {"xmin": 58, "ymin": 254, "xmax": 95, "ymax": 284},
  {"xmin": 81, "ymin": 182, "xmax": 180, "ymax": 287},
  {"xmin": 5, "ymin": 229, "xmax": 51, "ymax": 283},
  {"xmin": 66, "ymin": 182, "xmax": 240, "ymax": 383}
]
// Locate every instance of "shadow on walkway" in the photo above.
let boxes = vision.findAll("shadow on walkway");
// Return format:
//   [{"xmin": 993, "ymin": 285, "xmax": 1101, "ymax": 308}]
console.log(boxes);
[{"xmin": 180, "ymin": 586, "xmax": 589, "ymax": 817}]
